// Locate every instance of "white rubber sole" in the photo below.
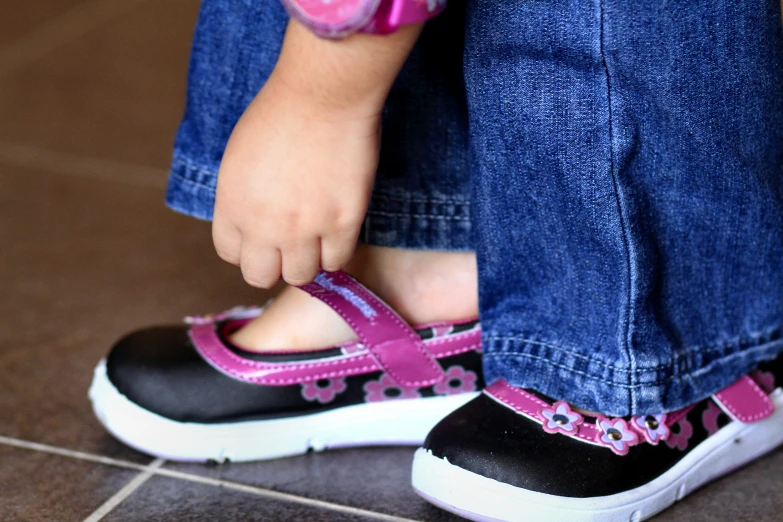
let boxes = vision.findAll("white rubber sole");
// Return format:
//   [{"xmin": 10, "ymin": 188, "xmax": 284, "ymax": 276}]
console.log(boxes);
[
  {"xmin": 88, "ymin": 360, "xmax": 478, "ymax": 462},
  {"xmin": 412, "ymin": 388, "xmax": 783, "ymax": 522}
]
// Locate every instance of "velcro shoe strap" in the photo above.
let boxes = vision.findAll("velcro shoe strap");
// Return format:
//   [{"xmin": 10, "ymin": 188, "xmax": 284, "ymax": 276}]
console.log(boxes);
[
  {"xmin": 713, "ymin": 375, "xmax": 774, "ymax": 423},
  {"xmin": 300, "ymin": 270, "xmax": 445, "ymax": 387}
]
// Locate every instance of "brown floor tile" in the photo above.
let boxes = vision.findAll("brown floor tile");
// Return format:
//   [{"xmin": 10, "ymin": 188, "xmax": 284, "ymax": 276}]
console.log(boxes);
[
  {"xmin": 0, "ymin": 445, "xmax": 138, "ymax": 522},
  {"xmin": 102, "ymin": 476, "xmax": 376, "ymax": 522},
  {"xmin": 0, "ymin": 165, "xmax": 261, "ymax": 459},
  {"xmin": 0, "ymin": 0, "xmax": 200, "ymax": 168},
  {"xmin": 166, "ymin": 447, "xmax": 461, "ymax": 522},
  {"xmin": 0, "ymin": 0, "xmax": 87, "ymax": 46}
]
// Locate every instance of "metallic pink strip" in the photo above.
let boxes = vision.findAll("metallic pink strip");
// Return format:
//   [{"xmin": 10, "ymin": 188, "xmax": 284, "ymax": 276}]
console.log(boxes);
[{"xmin": 484, "ymin": 380, "xmax": 602, "ymax": 445}]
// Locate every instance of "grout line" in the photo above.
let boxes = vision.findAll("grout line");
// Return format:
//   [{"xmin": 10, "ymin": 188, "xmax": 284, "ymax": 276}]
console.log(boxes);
[
  {"xmin": 81, "ymin": 458, "xmax": 166, "ymax": 522},
  {"xmin": 0, "ymin": 435, "xmax": 422, "ymax": 522},
  {"xmin": 0, "ymin": 142, "xmax": 167, "ymax": 189},
  {"xmin": 150, "ymin": 467, "xmax": 422, "ymax": 522},
  {"xmin": 0, "ymin": 435, "xmax": 151, "ymax": 471},
  {"xmin": 0, "ymin": 0, "xmax": 150, "ymax": 76}
]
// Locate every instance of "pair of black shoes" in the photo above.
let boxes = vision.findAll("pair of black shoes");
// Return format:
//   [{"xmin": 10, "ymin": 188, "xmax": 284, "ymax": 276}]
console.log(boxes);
[{"xmin": 90, "ymin": 273, "xmax": 783, "ymax": 521}]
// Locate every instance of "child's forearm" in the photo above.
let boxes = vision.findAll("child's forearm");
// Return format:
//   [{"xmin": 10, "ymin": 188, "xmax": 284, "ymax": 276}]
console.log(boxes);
[{"xmin": 269, "ymin": 19, "xmax": 423, "ymax": 118}]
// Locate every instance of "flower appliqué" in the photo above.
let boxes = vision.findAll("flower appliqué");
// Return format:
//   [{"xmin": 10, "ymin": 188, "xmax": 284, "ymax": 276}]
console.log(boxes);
[
  {"xmin": 596, "ymin": 417, "xmax": 638, "ymax": 456},
  {"xmin": 630, "ymin": 414, "xmax": 669, "ymax": 445},
  {"xmin": 363, "ymin": 374, "xmax": 421, "ymax": 402},
  {"xmin": 301, "ymin": 378, "xmax": 347, "ymax": 404},
  {"xmin": 701, "ymin": 400, "xmax": 724, "ymax": 436},
  {"xmin": 433, "ymin": 366, "xmax": 478, "ymax": 396},
  {"xmin": 537, "ymin": 401, "xmax": 584, "ymax": 435},
  {"xmin": 664, "ymin": 417, "xmax": 693, "ymax": 451}
]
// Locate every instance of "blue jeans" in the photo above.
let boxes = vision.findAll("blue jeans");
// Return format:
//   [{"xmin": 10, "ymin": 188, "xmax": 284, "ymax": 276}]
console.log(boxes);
[{"xmin": 166, "ymin": 0, "xmax": 783, "ymax": 415}]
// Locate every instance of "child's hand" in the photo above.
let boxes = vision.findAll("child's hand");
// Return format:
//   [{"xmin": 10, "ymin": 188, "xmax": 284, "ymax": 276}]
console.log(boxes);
[
  {"xmin": 211, "ymin": 20, "xmax": 421, "ymax": 289},
  {"xmin": 212, "ymin": 74, "xmax": 380, "ymax": 288}
]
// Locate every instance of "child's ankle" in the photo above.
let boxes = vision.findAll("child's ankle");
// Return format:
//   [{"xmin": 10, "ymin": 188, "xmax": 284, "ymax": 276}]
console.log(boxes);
[
  {"xmin": 345, "ymin": 244, "xmax": 479, "ymax": 326},
  {"xmin": 230, "ymin": 244, "xmax": 478, "ymax": 352}
]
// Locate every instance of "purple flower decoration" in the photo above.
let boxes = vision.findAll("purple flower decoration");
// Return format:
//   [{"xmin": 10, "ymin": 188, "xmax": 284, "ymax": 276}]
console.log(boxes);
[
  {"xmin": 433, "ymin": 366, "xmax": 478, "ymax": 396},
  {"xmin": 537, "ymin": 401, "xmax": 584, "ymax": 435},
  {"xmin": 364, "ymin": 374, "xmax": 421, "ymax": 403},
  {"xmin": 664, "ymin": 418, "xmax": 693, "ymax": 451},
  {"xmin": 596, "ymin": 417, "xmax": 638, "ymax": 456},
  {"xmin": 301, "ymin": 378, "xmax": 347, "ymax": 404},
  {"xmin": 631, "ymin": 414, "xmax": 669, "ymax": 445},
  {"xmin": 702, "ymin": 400, "xmax": 723, "ymax": 436}
]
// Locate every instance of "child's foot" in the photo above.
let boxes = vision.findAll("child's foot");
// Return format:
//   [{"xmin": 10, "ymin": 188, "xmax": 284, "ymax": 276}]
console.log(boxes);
[
  {"xmin": 89, "ymin": 267, "xmax": 483, "ymax": 462},
  {"xmin": 230, "ymin": 243, "xmax": 479, "ymax": 351},
  {"xmin": 412, "ymin": 357, "xmax": 783, "ymax": 522}
]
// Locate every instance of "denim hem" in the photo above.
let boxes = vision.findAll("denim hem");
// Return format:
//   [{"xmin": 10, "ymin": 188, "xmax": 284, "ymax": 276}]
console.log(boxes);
[
  {"xmin": 363, "ymin": 192, "xmax": 473, "ymax": 251},
  {"xmin": 482, "ymin": 327, "xmax": 783, "ymax": 416},
  {"xmin": 165, "ymin": 156, "xmax": 217, "ymax": 221},
  {"xmin": 166, "ymin": 154, "xmax": 474, "ymax": 251}
]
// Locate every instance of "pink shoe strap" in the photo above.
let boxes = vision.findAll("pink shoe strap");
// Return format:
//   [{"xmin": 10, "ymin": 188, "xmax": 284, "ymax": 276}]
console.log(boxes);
[
  {"xmin": 189, "ymin": 270, "xmax": 470, "ymax": 387},
  {"xmin": 300, "ymin": 270, "xmax": 445, "ymax": 386},
  {"xmin": 712, "ymin": 375, "xmax": 774, "ymax": 423}
]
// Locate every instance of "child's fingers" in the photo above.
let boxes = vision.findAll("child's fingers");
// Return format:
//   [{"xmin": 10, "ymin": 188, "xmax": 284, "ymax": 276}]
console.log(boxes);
[
  {"xmin": 239, "ymin": 245, "xmax": 282, "ymax": 289},
  {"xmin": 281, "ymin": 240, "xmax": 321, "ymax": 286},
  {"xmin": 320, "ymin": 231, "xmax": 358, "ymax": 272},
  {"xmin": 212, "ymin": 217, "xmax": 242, "ymax": 266}
]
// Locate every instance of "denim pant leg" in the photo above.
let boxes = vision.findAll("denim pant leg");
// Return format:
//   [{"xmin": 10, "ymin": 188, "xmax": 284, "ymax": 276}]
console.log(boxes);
[
  {"xmin": 466, "ymin": 0, "xmax": 783, "ymax": 415},
  {"xmin": 166, "ymin": 0, "xmax": 472, "ymax": 251}
]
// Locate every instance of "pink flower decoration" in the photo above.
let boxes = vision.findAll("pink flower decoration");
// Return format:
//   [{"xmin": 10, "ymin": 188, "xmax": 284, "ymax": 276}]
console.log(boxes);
[
  {"xmin": 664, "ymin": 417, "xmax": 693, "ymax": 451},
  {"xmin": 301, "ymin": 378, "xmax": 347, "ymax": 404},
  {"xmin": 702, "ymin": 400, "xmax": 723, "ymax": 436},
  {"xmin": 363, "ymin": 374, "xmax": 421, "ymax": 403},
  {"xmin": 433, "ymin": 366, "xmax": 478, "ymax": 395},
  {"xmin": 596, "ymin": 417, "xmax": 638, "ymax": 456},
  {"xmin": 631, "ymin": 414, "xmax": 669, "ymax": 445},
  {"xmin": 537, "ymin": 402, "xmax": 584, "ymax": 435},
  {"xmin": 752, "ymin": 370, "xmax": 776, "ymax": 394},
  {"xmin": 430, "ymin": 324, "xmax": 455, "ymax": 339}
]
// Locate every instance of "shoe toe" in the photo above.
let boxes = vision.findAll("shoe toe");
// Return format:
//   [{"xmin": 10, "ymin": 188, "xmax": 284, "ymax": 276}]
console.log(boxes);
[
  {"xmin": 105, "ymin": 326, "xmax": 301, "ymax": 423},
  {"xmin": 423, "ymin": 393, "xmax": 686, "ymax": 498}
]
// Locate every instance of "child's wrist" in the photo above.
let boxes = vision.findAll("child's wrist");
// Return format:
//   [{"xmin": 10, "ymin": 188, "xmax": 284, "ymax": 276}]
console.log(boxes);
[
  {"xmin": 267, "ymin": 63, "xmax": 386, "ymax": 120},
  {"xmin": 266, "ymin": 20, "xmax": 421, "ymax": 119}
]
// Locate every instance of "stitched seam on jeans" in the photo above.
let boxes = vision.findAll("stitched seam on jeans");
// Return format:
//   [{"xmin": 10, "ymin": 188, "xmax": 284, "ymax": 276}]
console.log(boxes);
[
  {"xmin": 486, "ymin": 324, "xmax": 783, "ymax": 370},
  {"xmin": 486, "ymin": 338, "xmax": 783, "ymax": 387},
  {"xmin": 371, "ymin": 193, "xmax": 471, "ymax": 205},
  {"xmin": 366, "ymin": 210, "xmax": 471, "ymax": 221},
  {"xmin": 172, "ymin": 155, "xmax": 217, "ymax": 175},
  {"xmin": 599, "ymin": 0, "xmax": 637, "ymax": 411},
  {"xmin": 167, "ymin": 172, "xmax": 216, "ymax": 192}
]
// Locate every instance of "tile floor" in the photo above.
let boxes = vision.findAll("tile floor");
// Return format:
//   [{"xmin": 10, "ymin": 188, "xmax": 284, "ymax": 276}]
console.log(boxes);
[{"xmin": 1, "ymin": 1, "xmax": 782, "ymax": 521}]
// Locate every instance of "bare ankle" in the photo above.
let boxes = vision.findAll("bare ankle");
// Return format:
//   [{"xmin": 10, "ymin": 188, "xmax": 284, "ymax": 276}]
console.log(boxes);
[{"xmin": 345, "ymin": 244, "xmax": 478, "ymax": 326}]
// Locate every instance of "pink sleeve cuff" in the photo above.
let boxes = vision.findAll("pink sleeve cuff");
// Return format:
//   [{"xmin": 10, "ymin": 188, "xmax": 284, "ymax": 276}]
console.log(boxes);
[{"xmin": 282, "ymin": 0, "xmax": 447, "ymax": 39}]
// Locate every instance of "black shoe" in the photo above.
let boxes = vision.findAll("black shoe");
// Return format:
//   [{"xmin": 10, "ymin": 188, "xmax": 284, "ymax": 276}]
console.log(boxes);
[
  {"xmin": 412, "ymin": 356, "xmax": 783, "ymax": 522},
  {"xmin": 89, "ymin": 271, "xmax": 484, "ymax": 462}
]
